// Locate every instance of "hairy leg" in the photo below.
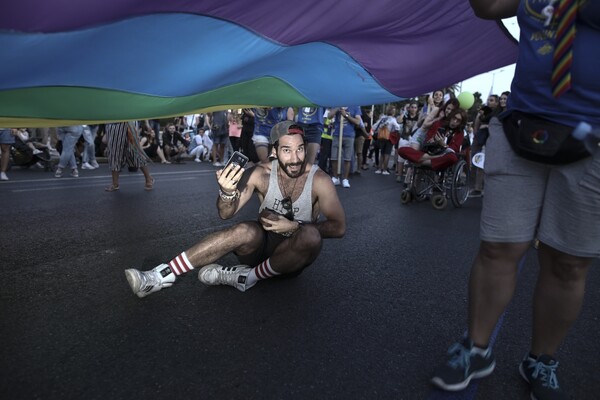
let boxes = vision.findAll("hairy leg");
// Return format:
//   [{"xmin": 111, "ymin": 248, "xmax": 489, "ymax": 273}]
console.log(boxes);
[
  {"xmin": 185, "ymin": 221, "xmax": 264, "ymax": 268},
  {"xmin": 269, "ymin": 225, "xmax": 323, "ymax": 274},
  {"xmin": 468, "ymin": 240, "xmax": 530, "ymax": 347},
  {"xmin": 532, "ymin": 243, "xmax": 592, "ymax": 355}
]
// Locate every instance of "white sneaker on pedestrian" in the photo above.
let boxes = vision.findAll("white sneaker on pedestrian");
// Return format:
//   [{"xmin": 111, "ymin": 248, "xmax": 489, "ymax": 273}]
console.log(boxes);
[
  {"xmin": 54, "ymin": 168, "xmax": 63, "ymax": 178},
  {"xmin": 81, "ymin": 162, "xmax": 94, "ymax": 170},
  {"xmin": 71, "ymin": 169, "xmax": 79, "ymax": 178},
  {"xmin": 0, "ymin": 172, "xmax": 8, "ymax": 181},
  {"xmin": 375, "ymin": 169, "xmax": 382, "ymax": 174},
  {"xmin": 342, "ymin": 179, "xmax": 351, "ymax": 188},
  {"xmin": 125, "ymin": 264, "xmax": 176, "ymax": 298},
  {"xmin": 194, "ymin": 158, "xmax": 202, "ymax": 163},
  {"xmin": 331, "ymin": 176, "xmax": 340, "ymax": 186},
  {"xmin": 90, "ymin": 160, "xmax": 100, "ymax": 168},
  {"xmin": 212, "ymin": 161, "xmax": 224, "ymax": 167},
  {"xmin": 198, "ymin": 264, "xmax": 254, "ymax": 292},
  {"xmin": 382, "ymin": 170, "xmax": 390, "ymax": 176}
]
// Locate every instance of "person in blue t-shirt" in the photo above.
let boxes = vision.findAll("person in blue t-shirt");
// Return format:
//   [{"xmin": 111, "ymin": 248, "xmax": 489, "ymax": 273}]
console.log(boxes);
[
  {"xmin": 432, "ymin": 2, "xmax": 600, "ymax": 399},
  {"xmin": 252, "ymin": 107, "xmax": 294, "ymax": 163},
  {"xmin": 296, "ymin": 106, "xmax": 327, "ymax": 166},
  {"xmin": 326, "ymin": 106, "xmax": 362, "ymax": 188}
]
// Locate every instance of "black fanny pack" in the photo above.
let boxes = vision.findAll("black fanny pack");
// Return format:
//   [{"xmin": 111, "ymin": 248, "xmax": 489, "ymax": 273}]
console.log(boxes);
[{"xmin": 502, "ymin": 111, "xmax": 589, "ymax": 164}]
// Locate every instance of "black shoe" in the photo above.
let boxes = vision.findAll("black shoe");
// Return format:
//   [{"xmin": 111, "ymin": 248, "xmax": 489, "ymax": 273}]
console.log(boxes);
[
  {"xmin": 519, "ymin": 354, "xmax": 567, "ymax": 400},
  {"xmin": 431, "ymin": 337, "xmax": 496, "ymax": 391}
]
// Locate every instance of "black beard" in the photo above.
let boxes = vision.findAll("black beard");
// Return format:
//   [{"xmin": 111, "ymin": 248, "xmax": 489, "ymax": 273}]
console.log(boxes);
[{"xmin": 278, "ymin": 159, "xmax": 305, "ymax": 178}]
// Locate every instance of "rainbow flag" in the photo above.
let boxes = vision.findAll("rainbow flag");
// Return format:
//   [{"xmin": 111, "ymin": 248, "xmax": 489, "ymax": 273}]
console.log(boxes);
[{"xmin": 0, "ymin": 0, "xmax": 517, "ymax": 127}]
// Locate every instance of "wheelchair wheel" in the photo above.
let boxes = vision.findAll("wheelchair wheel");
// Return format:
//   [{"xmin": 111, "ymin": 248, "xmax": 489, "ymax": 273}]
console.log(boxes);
[
  {"xmin": 451, "ymin": 159, "xmax": 470, "ymax": 208},
  {"xmin": 400, "ymin": 189, "xmax": 413, "ymax": 204},
  {"xmin": 431, "ymin": 193, "xmax": 447, "ymax": 210}
]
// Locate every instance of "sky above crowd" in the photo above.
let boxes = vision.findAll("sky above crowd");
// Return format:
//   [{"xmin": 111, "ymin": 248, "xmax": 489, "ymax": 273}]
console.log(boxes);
[{"xmin": 459, "ymin": 17, "xmax": 519, "ymax": 96}]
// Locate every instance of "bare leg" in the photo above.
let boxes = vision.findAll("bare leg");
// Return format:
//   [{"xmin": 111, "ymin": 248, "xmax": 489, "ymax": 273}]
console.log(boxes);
[
  {"xmin": 255, "ymin": 145, "xmax": 269, "ymax": 163},
  {"xmin": 111, "ymin": 170, "xmax": 119, "ymax": 187},
  {"xmin": 331, "ymin": 160, "xmax": 339, "ymax": 178},
  {"xmin": 531, "ymin": 243, "xmax": 592, "ymax": 355},
  {"xmin": 1, "ymin": 144, "xmax": 10, "ymax": 172},
  {"xmin": 343, "ymin": 161, "xmax": 351, "ymax": 180},
  {"xmin": 218, "ymin": 144, "xmax": 225, "ymax": 164},
  {"xmin": 185, "ymin": 222, "xmax": 265, "ymax": 268},
  {"xmin": 468, "ymin": 241, "xmax": 530, "ymax": 347},
  {"xmin": 269, "ymin": 225, "xmax": 323, "ymax": 273},
  {"xmin": 157, "ymin": 147, "xmax": 170, "ymax": 163},
  {"xmin": 306, "ymin": 142, "xmax": 320, "ymax": 166},
  {"xmin": 140, "ymin": 166, "xmax": 154, "ymax": 187},
  {"xmin": 380, "ymin": 153, "xmax": 390, "ymax": 172}
]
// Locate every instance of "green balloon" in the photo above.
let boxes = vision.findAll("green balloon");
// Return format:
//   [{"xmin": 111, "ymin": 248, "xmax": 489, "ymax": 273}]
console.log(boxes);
[{"xmin": 457, "ymin": 92, "xmax": 475, "ymax": 110}]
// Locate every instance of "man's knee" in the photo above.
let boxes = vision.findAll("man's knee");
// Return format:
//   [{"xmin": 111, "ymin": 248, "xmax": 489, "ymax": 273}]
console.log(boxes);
[
  {"xmin": 479, "ymin": 241, "xmax": 530, "ymax": 264},
  {"xmin": 295, "ymin": 224, "xmax": 323, "ymax": 253},
  {"xmin": 540, "ymin": 245, "xmax": 592, "ymax": 283}
]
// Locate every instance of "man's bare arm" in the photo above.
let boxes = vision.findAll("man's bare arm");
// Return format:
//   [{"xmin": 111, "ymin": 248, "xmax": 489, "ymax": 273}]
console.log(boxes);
[
  {"xmin": 312, "ymin": 171, "xmax": 346, "ymax": 238},
  {"xmin": 469, "ymin": 0, "xmax": 519, "ymax": 19},
  {"xmin": 216, "ymin": 165, "xmax": 258, "ymax": 219}
]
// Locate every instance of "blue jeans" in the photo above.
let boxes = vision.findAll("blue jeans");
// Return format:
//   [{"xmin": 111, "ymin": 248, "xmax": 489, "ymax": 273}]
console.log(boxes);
[
  {"xmin": 81, "ymin": 125, "xmax": 97, "ymax": 163},
  {"xmin": 57, "ymin": 126, "xmax": 83, "ymax": 169}
]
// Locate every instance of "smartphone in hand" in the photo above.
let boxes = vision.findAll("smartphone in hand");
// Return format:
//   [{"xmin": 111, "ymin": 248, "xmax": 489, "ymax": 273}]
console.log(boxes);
[{"xmin": 225, "ymin": 151, "xmax": 249, "ymax": 169}]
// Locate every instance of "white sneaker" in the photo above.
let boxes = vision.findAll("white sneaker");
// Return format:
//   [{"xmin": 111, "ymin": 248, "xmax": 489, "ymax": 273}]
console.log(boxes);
[
  {"xmin": 212, "ymin": 162, "xmax": 223, "ymax": 167},
  {"xmin": 198, "ymin": 264, "xmax": 254, "ymax": 292},
  {"xmin": 33, "ymin": 149, "xmax": 42, "ymax": 155},
  {"xmin": 382, "ymin": 170, "xmax": 390, "ymax": 176},
  {"xmin": 331, "ymin": 176, "xmax": 340, "ymax": 186},
  {"xmin": 54, "ymin": 168, "xmax": 62, "ymax": 178},
  {"xmin": 125, "ymin": 264, "xmax": 176, "ymax": 298},
  {"xmin": 81, "ymin": 162, "xmax": 94, "ymax": 170},
  {"xmin": 375, "ymin": 169, "xmax": 382, "ymax": 174},
  {"xmin": 342, "ymin": 179, "xmax": 351, "ymax": 188},
  {"xmin": 90, "ymin": 160, "xmax": 100, "ymax": 168},
  {"xmin": 71, "ymin": 169, "xmax": 79, "ymax": 178},
  {"xmin": 194, "ymin": 158, "xmax": 202, "ymax": 163},
  {"xmin": 0, "ymin": 172, "xmax": 8, "ymax": 181}
]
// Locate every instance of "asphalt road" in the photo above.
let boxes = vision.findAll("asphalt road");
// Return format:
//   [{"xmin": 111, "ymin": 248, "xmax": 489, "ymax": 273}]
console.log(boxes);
[{"xmin": 1, "ymin": 161, "xmax": 598, "ymax": 400}]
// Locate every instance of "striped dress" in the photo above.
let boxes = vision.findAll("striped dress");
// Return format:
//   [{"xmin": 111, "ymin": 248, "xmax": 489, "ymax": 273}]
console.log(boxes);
[{"xmin": 105, "ymin": 122, "xmax": 150, "ymax": 172}]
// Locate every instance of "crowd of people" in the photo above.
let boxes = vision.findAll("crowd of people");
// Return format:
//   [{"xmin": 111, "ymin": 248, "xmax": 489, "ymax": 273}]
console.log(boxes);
[
  {"xmin": 1, "ymin": 100, "xmax": 494, "ymax": 192},
  {"xmin": 1, "ymin": 2, "xmax": 599, "ymax": 398}
]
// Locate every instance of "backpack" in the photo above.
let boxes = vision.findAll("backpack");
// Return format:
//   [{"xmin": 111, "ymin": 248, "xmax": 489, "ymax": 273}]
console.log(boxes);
[{"xmin": 377, "ymin": 119, "xmax": 390, "ymax": 140}]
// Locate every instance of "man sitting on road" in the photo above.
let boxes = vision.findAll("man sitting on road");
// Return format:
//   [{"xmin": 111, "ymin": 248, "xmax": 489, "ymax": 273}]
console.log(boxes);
[{"xmin": 125, "ymin": 121, "xmax": 346, "ymax": 296}]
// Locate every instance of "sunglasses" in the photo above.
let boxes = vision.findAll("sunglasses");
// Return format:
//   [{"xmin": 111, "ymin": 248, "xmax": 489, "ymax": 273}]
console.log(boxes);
[{"xmin": 281, "ymin": 197, "xmax": 294, "ymax": 220}]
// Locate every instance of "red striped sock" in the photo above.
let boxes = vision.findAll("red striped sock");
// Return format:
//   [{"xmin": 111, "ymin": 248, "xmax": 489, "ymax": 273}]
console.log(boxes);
[
  {"xmin": 168, "ymin": 252, "xmax": 194, "ymax": 276},
  {"xmin": 246, "ymin": 258, "xmax": 280, "ymax": 286},
  {"xmin": 255, "ymin": 259, "xmax": 281, "ymax": 280}
]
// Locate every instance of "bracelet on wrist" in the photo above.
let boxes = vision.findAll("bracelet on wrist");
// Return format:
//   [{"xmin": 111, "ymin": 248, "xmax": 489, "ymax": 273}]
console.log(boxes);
[
  {"xmin": 219, "ymin": 189, "xmax": 240, "ymax": 202},
  {"xmin": 281, "ymin": 220, "xmax": 302, "ymax": 237}
]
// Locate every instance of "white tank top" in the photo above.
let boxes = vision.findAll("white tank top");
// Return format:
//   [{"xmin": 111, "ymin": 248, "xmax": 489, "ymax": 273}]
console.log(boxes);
[{"xmin": 259, "ymin": 161, "xmax": 318, "ymax": 223}]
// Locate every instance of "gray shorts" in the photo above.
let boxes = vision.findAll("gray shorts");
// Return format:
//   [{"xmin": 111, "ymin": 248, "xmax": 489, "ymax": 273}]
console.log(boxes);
[
  {"xmin": 481, "ymin": 118, "xmax": 600, "ymax": 257},
  {"xmin": 330, "ymin": 137, "xmax": 355, "ymax": 162}
]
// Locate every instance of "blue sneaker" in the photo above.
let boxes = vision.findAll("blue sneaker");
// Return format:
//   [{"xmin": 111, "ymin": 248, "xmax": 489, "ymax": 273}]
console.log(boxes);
[
  {"xmin": 431, "ymin": 337, "xmax": 496, "ymax": 391},
  {"xmin": 519, "ymin": 354, "xmax": 567, "ymax": 400}
]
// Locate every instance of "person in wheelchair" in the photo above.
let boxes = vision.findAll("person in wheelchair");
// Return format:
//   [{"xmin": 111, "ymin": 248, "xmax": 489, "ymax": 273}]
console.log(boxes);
[{"xmin": 398, "ymin": 108, "xmax": 467, "ymax": 171}]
